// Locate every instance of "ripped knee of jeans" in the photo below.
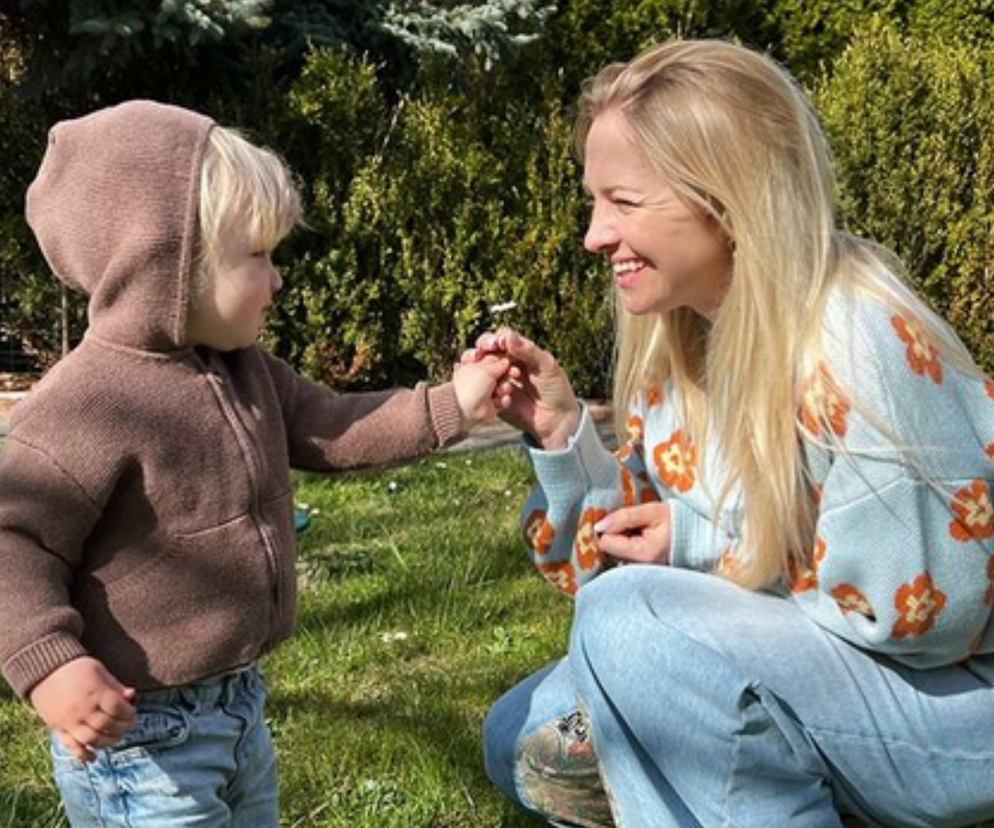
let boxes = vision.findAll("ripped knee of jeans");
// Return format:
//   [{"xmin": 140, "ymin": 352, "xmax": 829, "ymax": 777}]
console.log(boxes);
[{"xmin": 517, "ymin": 709, "xmax": 616, "ymax": 828}]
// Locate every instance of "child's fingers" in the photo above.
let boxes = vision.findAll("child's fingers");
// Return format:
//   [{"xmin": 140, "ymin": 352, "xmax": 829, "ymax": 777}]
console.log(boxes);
[
  {"xmin": 58, "ymin": 729, "xmax": 97, "ymax": 763},
  {"xmin": 96, "ymin": 700, "xmax": 136, "ymax": 732},
  {"xmin": 474, "ymin": 332, "xmax": 505, "ymax": 353}
]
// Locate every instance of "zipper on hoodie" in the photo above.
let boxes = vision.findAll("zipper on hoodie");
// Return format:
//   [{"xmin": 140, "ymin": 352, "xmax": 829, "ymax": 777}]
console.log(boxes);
[{"xmin": 196, "ymin": 352, "xmax": 284, "ymax": 639}]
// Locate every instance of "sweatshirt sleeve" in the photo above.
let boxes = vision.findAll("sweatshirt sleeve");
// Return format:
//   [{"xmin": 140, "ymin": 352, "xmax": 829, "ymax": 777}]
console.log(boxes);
[
  {"xmin": 262, "ymin": 351, "xmax": 465, "ymax": 471},
  {"xmin": 788, "ymin": 300, "xmax": 994, "ymax": 669},
  {"xmin": 520, "ymin": 403, "xmax": 662, "ymax": 596},
  {"xmin": 0, "ymin": 437, "xmax": 97, "ymax": 697}
]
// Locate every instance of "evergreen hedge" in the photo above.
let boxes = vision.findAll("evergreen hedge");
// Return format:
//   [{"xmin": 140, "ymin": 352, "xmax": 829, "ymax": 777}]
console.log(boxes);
[
  {"xmin": 1, "ymin": 3, "xmax": 993, "ymax": 394},
  {"xmin": 816, "ymin": 23, "xmax": 994, "ymax": 374}
]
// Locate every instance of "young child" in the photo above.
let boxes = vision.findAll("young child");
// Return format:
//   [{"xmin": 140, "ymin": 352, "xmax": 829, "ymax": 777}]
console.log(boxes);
[
  {"xmin": 476, "ymin": 39, "xmax": 994, "ymax": 828},
  {"xmin": 0, "ymin": 99, "xmax": 508, "ymax": 827}
]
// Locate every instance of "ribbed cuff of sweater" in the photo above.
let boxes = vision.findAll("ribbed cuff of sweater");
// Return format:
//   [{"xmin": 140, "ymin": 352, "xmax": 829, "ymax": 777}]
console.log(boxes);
[
  {"xmin": 527, "ymin": 404, "xmax": 619, "ymax": 498},
  {"xmin": 5, "ymin": 633, "xmax": 88, "ymax": 699},
  {"xmin": 428, "ymin": 383, "xmax": 466, "ymax": 448},
  {"xmin": 667, "ymin": 500, "xmax": 731, "ymax": 571}
]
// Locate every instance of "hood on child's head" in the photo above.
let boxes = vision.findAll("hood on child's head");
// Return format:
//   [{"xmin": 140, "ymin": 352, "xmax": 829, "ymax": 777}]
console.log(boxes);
[{"xmin": 26, "ymin": 100, "xmax": 214, "ymax": 353}]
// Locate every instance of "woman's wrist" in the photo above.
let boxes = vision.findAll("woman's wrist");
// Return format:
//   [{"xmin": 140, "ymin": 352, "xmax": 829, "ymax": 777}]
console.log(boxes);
[{"xmin": 537, "ymin": 404, "xmax": 582, "ymax": 451}]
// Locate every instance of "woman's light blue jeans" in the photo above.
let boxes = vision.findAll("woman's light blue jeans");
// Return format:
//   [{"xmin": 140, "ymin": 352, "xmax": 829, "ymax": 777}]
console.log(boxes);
[
  {"xmin": 485, "ymin": 566, "xmax": 994, "ymax": 827},
  {"xmin": 50, "ymin": 664, "xmax": 278, "ymax": 827}
]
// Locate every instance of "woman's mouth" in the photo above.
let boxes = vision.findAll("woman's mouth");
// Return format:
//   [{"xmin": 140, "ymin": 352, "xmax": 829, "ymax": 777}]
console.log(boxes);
[{"xmin": 613, "ymin": 259, "xmax": 646, "ymax": 289}]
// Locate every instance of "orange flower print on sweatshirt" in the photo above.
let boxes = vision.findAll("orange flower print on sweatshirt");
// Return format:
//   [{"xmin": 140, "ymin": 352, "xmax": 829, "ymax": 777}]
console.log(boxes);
[
  {"xmin": 653, "ymin": 430, "xmax": 697, "ymax": 493},
  {"xmin": 621, "ymin": 468, "xmax": 637, "ymax": 507},
  {"xmin": 789, "ymin": 537, "xmax": 827, "ymax": 593},
  {"xmin": 645, "ymin": 383, "xmax": 665, "ymax": 408},
  {"xmin": 626, "ymin": 415, "xmax": 645, "ymax": 443},
  {"xmin": 892, "ymin": 315, "xmax": 942, "ymax": 384},
  {"xmin": 639, "ymin": 472, "xmax": 660, "ymax": 503},
  {"xmin": 949, "ymin": 479, "xmax": 994, "ymax": 542},
  {"xmin": 893, "ymin": 573, "xmax": 947, "ymax": 638},
  {"xmin": 620, "ymin": 469, "xmax": 658, "ymax": 507},
  {"xmin": 576, "ymin": 508, "xmax": 607, "ymax": 571},
  {"xmin": 830, "ymin": 584, "xmax": 875, "ymax": 620},
  {"xmin": 800, "ymin": 362, "xmax": 851, "ymax": 438},
  {"xmin": 538, "ymin": 561, "xmax": 577, "ymax": 596},
  {"xmin": 523, "ymin": 509, "xmax": 555, "ymax": 557}
]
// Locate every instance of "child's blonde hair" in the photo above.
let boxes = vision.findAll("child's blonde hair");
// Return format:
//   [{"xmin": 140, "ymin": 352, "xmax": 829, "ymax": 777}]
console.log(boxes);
[
  {"xmin": 195, "ymin": 125, "xmax": 303, "ymax": 292},
  {"xmin": 575, "ymin": 39, "xmax": 976, "ymax": 589}
]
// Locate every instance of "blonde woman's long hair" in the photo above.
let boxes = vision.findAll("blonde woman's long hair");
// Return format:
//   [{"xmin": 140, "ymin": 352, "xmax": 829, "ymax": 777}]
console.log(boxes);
[
  {"xmin": 195, "ymin": 125, "xmax": 303, "ymax": 296},
  {"xmin": 575, "ymin": 39, "xmax": 975, "ymax": 589}
]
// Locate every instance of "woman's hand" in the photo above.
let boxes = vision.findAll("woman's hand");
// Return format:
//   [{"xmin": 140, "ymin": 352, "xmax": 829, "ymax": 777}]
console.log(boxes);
[
  {"xmin": 465, "ymin": 329, "xmax": 579, "ymax": 450},
  {"xmin": 595, "ymin": 502, "xmax": 672, "ymax": 565}
]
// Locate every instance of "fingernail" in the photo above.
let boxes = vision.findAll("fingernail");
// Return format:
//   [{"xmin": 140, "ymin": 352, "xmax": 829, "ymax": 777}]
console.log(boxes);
[{"xmin": 594, "ymin": 518, "xmax": 611, "ymax": 534}]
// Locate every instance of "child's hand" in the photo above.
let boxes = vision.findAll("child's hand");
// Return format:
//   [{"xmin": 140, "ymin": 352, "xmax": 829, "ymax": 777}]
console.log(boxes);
[
  {"xmin": 452, "ymin": 351, "xmax": 511, "ymax": 429},
  {"xmin": 29, "ymin": 657, "xmax": 137, "ymax": 763},
  {"xmin": 594, "ymin": 502, "xmax": 672, "ymax": 565}
]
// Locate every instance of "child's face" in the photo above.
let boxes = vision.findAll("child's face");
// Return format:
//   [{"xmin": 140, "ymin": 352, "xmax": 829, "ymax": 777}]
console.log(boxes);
[
  {"xmin": 582, "ymin": 109, "xmax": 732, "ymax": 321},
  {"xmin": 186, "ymin": 226, "xmax": 282, "ymax": 351}
]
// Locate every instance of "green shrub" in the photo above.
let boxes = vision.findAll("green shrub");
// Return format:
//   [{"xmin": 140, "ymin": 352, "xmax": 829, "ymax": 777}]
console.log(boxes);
[
  {"xmin": 268, "ymin": 47, "xmax": 613, "ymax": 396},
  {"xmin": 815, "ymin": 24, "xmax": 994, "ymax": 372},
  {"xmin": 4, "ymin": 3, "xmax": 994, "ymax": 397}
]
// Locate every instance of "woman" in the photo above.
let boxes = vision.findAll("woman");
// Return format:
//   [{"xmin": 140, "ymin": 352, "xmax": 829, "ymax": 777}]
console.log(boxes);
[{"xmin": 475, "ymin": 39, "xmax": 994, "ymax": 828}]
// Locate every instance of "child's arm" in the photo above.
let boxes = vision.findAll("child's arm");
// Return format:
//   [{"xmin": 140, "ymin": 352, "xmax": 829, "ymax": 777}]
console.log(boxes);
[
  {"xmin": 261, "ymin": 350, "xmax": 508, "ymax": 471},
  {"xmin": 29, "ymin": 657, "xmax": 136, "ymax": 763}
]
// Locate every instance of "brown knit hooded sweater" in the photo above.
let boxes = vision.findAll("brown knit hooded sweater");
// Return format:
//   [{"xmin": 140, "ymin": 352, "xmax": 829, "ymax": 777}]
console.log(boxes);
[{"xmin": 0, "ymin": 100, "xmax": 464, "ymax": 698}]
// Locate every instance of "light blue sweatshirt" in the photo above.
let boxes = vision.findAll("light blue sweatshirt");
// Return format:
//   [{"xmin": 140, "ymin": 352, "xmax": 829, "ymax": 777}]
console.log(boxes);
[{"xmin": 520, "ymin": 293, "xmax": 994, "ymax": 677}]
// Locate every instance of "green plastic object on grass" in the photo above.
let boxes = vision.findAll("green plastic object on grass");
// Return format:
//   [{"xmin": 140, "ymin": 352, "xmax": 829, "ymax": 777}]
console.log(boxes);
[{"xmin": 293, "ymin": 506, "xmax": 311, "ymax": 534}]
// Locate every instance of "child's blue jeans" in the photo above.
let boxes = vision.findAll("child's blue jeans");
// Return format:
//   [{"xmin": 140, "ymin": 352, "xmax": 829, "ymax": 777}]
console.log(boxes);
[
  {"xmin": 50, "ymin": 664, "xmax": 277, "ymax": 827},
  {"xmin": 485, "ymin": 566, "xmax": 994, "ymax": 827}
]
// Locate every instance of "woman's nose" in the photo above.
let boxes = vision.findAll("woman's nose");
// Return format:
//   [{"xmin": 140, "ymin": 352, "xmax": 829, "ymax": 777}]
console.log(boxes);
[{"xmin": 583, "ymin": 202, "xmax": 617, "ymax": 254}]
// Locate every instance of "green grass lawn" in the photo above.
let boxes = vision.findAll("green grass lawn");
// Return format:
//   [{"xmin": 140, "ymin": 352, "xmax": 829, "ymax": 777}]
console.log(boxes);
[
  {"xmin": 0, "ymin": 447, "xmax": 564, "ymax": 827},
  {"xmin": 4, "ymin": 443, "xmax": 994, "ymax": 828}
]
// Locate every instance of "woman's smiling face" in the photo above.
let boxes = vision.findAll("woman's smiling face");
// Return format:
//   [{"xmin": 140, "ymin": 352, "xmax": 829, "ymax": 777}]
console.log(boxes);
[{"xmin": 582, "ymin": 108, "xmax": 733, "ymax": 320}]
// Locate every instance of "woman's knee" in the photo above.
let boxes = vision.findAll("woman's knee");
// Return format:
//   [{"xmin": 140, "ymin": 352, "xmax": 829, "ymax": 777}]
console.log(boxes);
[
  {"xmin": 570, "ymin": 566, "xmax": 743, "ymax": 702},
  {"xmin": 571, "ymin": 566, "xmax": 665, "ymax": 660}
]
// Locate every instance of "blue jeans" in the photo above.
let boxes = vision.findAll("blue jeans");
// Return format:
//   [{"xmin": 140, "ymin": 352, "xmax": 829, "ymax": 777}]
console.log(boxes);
[
  {"xmin": 485, "ymin": 566, "xmax": 994, "ymax": 827},
  {"xmin": 51, "ymin": 665, "xmax": 278, "ymax": 828}
]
